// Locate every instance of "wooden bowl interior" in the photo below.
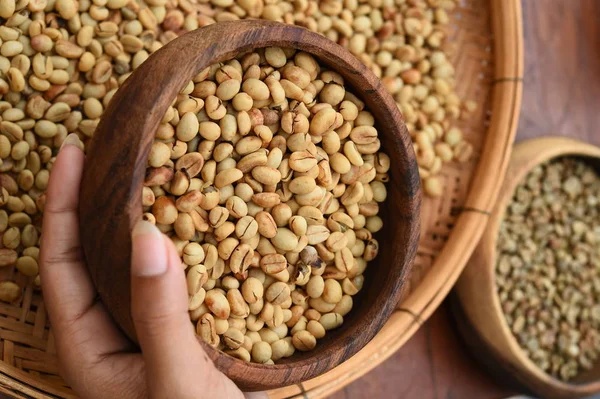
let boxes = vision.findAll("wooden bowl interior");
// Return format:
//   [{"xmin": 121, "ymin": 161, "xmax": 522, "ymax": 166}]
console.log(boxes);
[
  {"xmin": 79, "ymin": 20, "xmax": 420, "ymax": 391},
  {"xmin": 572, "ymin": 361, "xmax": 600, "ymax": 385},
  {"xmin": 457, "ymin": 138, "xmax": 600, "ymax": 398}
]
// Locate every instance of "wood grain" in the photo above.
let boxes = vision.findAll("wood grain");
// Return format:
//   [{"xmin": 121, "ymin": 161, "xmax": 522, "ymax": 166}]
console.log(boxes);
[
  {"xmin": 78, "ymin": 20, "xmax": 421, "ymax": 392},
  {"xmin": 518, "ymin": 0, "xmax": 600, "ymax": 145},
  {"xmin": 324, "ymin": 1, "xmax": 600, "ymax": 398}
]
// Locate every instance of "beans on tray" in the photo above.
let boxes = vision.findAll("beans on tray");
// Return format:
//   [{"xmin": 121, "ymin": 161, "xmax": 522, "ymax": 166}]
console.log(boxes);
[
  {"xmin": 144, "ymin": 46, "xmax": 386, "ymax": 363},
  {"xmin": 496, "ymin": 158, "xmax": 600, "ymax": 381},
  {"xmin": 0, "ymin": 0, "xmax": 474, "ymax": 354}
]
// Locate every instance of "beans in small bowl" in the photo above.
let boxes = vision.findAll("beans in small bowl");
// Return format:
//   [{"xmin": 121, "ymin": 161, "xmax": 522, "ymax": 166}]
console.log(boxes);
[{"xmin": 143, "ymin": 46, "xmax": 391, "ymax": 364}]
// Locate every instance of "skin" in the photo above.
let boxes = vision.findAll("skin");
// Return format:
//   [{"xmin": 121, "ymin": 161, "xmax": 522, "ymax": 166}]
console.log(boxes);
[{"xmin": 40, "ymin": 134, "xmax": 264, "ymax": 399}]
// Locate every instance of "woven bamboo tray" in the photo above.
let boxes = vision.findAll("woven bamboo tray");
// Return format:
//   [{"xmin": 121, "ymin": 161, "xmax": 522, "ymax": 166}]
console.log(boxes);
[
  {"xmin": 0, "ymin": 0, "xmax": 522, "ymax": 398},
  {"xmin": 268, "ymin": 0, "xmax": 523, "ymax": 397}
]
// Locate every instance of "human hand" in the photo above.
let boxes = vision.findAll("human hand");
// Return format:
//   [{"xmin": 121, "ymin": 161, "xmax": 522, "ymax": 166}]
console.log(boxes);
[{"xmin": 40, "ymin": 134, "xmax": 257, "ymax": 399}]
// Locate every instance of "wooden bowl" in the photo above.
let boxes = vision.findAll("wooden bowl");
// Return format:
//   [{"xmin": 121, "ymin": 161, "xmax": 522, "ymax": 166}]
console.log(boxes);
[
  {"xmin": 455, "ymin": 137, "xmax": 600, "ymax": 399},
  {"xmin": 77, "ymin": 21, "xmax": 421, "ymax": 391}
]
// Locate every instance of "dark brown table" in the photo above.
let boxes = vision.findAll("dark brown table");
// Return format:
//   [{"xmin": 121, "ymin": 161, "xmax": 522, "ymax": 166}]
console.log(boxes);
[{"xmin": 331, "ymin": 1, "xmax": 600, "ymax": 397}]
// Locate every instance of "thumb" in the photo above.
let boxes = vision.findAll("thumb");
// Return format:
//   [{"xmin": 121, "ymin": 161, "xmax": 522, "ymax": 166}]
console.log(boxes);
[
  {"xmin": 130, "ymin": 220, "xmax": 198, "ymax": 372},
  {"xmin": 130, "ymin": 220, "xmax": 248, "ymax": 398}
]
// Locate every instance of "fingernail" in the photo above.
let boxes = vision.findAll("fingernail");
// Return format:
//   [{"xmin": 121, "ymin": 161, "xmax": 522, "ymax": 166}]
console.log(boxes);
[
  {"xmin": 59, "ymin": 133, "xmax": 81, "ymax": 152},
  {"xmin": 131, "ymin": 220, "xmax": 168, "ymax": 276}
]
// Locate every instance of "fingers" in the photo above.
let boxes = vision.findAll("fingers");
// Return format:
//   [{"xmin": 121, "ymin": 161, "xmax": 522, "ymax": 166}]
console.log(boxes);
[
  {"xmin": 130, "ymin": 221, "xmax": 245, "ymax": 398},
  {"xmin": 40, "ymin": 134, "xmax": 132, "ymax": 369},
  {"xmin": 130, "ymin": 221, "xmax": 199, "ymax": 367},
  {"xmin": 40, "ymin": 134, "xmax": 95, "ymax": 329},
  {"xmin": 40, "ymin": 135, "xmax": 145, "ymax": 399}
]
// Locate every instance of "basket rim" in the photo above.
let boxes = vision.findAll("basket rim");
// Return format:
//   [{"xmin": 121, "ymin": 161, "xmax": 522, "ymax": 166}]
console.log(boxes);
[
  {"xmin": 0, "ymin": 0, "xmax": 523, "ymax": 397},
  {"xmin": 268, "ymin": 0, "xmax": 525, "ymax": 397}
]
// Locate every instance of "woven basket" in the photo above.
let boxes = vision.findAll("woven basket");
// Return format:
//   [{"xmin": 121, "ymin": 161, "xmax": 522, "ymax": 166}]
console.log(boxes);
[
  {"xmin": 268, "ymin": 0, "xmax": 524, "ymax": 397},
  {"xmin": 0, "ymin": 0, "xmax": 522, "ymax": 397}
]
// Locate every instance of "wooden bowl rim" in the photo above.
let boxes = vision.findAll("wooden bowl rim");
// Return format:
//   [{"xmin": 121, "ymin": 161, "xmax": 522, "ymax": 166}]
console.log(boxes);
[{"xmin": 468, "ymin": 136, "xmax": 600, "ymax": 394}]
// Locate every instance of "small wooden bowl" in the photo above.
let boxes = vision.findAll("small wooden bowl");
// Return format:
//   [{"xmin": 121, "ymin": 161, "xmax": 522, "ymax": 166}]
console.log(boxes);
[
  {"xmin": 78, "ymin": 21, "xmax": 421, "ymax": 391},
  {"xmin": 455, "ymin": 137, "xmax": 600, "ymax": 399}
]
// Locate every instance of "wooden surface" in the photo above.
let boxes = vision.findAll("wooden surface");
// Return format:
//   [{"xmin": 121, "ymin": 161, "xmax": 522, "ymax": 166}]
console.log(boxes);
[
  {"xmin": 80, "ymin": 20, "xmax": 421, "ymax": 392},
  {"xmin": 327, "ymin": 1, "xmax": 600, "ymax": 398},
  {"xmin": 330, "ymin": 305, "xmax": 519, "ymax": 399}
]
